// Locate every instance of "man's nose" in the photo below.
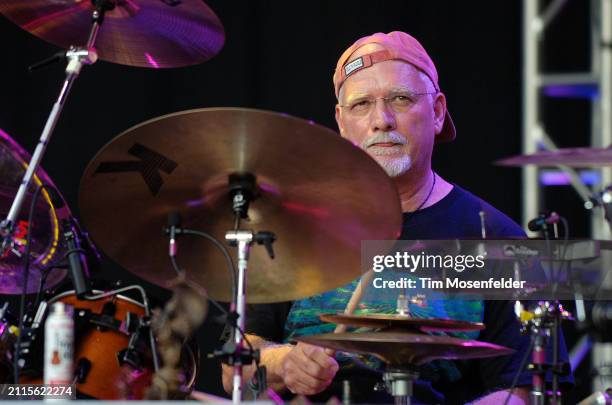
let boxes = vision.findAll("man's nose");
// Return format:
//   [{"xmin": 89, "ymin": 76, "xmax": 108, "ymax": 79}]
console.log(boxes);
[{"xmin": 370, "ymin": 99, "xmax": 397, "ymax": 132}]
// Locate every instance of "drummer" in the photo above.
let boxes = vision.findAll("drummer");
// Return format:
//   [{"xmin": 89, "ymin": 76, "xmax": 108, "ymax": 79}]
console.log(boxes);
[{"xmin": 222, "ymin": 31, "xmax": 572, "ymax": 404}]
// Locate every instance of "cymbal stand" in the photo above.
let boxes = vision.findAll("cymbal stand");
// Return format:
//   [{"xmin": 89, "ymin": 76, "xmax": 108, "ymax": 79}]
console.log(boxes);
[
  {"xmin": 0, "ymin": 0, "xmax": 115, "ymax": 250},
  {"xmin": 519, "ymin": 301, "xmax": 572, "ymax": 405},
  {"xmin": 382, "ymin": 367, "xmax": 419, "ymax": 405},
  {"xmin": 224, "ymin": 173, "xmax": 276, "ymax": 404}
]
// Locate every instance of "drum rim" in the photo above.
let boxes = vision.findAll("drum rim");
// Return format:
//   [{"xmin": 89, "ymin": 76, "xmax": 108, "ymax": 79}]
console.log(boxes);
[{"xmin": 48, "ymin": 289, "xmax": 145, "ymax": 308}]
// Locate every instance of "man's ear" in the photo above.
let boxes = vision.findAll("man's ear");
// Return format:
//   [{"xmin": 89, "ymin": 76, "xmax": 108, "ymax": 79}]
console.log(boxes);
[
  {"xmin": 335, "ymin": 103, "xmax": 345, "ymax": 136},
  {"xmin": 433, "ymin": 92, "xmax": 447, "ymax": 135}
]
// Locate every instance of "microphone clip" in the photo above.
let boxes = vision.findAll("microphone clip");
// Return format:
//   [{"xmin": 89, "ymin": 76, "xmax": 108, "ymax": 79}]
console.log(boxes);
[
  {"xmin": 527, "ymin": 211, "xmax": 560, "ymax": 232},
  {"xmin": 165, "ymin": 212, "xmax": 183, "ymax": 258}
]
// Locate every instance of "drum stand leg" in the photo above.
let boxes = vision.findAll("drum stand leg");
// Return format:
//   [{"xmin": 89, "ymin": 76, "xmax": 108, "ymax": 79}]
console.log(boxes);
[
  {"xmin": 383, "ymin": 368, "xmax": 418, "ymax": 405},
  {"xmin": 518, "ymin": 301, "xmax": 571, "ymax": 405},
  {"xmin": 224, "ymin": 173, "xmax": 276, "ymax": 404},
  {"xmin": 226, "ymin": 230, "xmax": 252, "ymax": 404}
]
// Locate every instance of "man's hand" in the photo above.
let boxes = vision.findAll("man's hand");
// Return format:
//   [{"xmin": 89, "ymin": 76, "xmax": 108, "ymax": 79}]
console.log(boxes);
[
  {"xmin": 221, "ymin": 336, "xmax": 339, "ymax": 396},
  {"xmin": 280, "ymin": 342, "xmax": 339, "ymax": 395}
]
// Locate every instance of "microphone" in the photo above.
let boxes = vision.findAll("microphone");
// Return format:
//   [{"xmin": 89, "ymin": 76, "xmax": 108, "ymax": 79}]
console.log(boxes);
[
  {"xmin": 527, "ymin": 212, "xmax": 560, "ymax": 232},
  {"xmin": 63, "ymin": 219, "xmax": 91, "ymax": 298},
  {"xmin": 167, "ymin": 212, "xmax": 182, "ymax": 257}
]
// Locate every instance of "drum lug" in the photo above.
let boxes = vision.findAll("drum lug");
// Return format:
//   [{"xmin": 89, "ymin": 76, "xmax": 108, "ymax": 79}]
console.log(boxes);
[
  {"xmin": 117, "ymin": 314, "xmax": 149, "ymax": 371},
  {"xmin": 75, "ymin": 357, "xmax": 92, "ymax": 383},
  {"xmin": 117, "ymin": 347, "xmax": 143, "ymax": 371}
]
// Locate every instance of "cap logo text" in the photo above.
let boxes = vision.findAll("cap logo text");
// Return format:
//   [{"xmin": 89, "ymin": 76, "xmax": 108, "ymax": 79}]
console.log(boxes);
[{"xmin": 344, "ymin": 57, "xmax": 364, "ymax": 77}]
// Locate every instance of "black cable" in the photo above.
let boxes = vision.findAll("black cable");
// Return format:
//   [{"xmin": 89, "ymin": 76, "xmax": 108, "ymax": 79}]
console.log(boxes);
[
  {"xmin": 170, "ymin": 226, "xmax": 265, "ymax": 397},
  {"xmin": 557, "ymin": 216, "xmax": 570, "ymax": 287},
  {"xmin": 204, "ymin": 286, "xmax": 265, "ymax": 397},
  {"xmin": 237, "ymin": 320, "xmax": 266, "ymax": 398},
  {"xmin": 204, "ymin": 291, "xmax": 260, "ymax": 361},
  {"xmin": 33, "ymin": 262, "xmax": 66, "ymax": 310},
  {"xmin": 559, "ymin": 216, "xmax": 569, "ymax": 241},
  {"xmin": 206, "ymin": 291, "xmax": 266, "ymax": 398},
  {"xmin": 206, "ymin": 294, "xmax": 229, "ymax": 315},
  {"xmin": 13, "ymin": 183, "xmax": 49, "ymax": 383},
  {"xmin": 167, "ymin": 228, "xmax": 236, "ymax": 303},
  {"xmin": 32, "ymin": 242, "xmax": 86, "ymax": 308},
  {"xmin": 558, "ymin": 216, "xmax": 569, "ymax": 279},
  {"xmin": 542, "ymin": 223, "xmax": 555, "ymax": 291},
  {"xmin": 181, "ymin": 228, "xmax": 237, "ymax": 305},
  {"xmin": 502, "ymin": 333, "xmax": 536, "ymax": 405},
  {"xmin": 167, "ymin": 228, "xmax": 235, "ymax": 326},
  {"xmin": 540, "ymin": 217, "xmax": 563, "ymax": 296},
  {"xmin": 169, "ymin": 253, "xmax": 183, "ymax": 277}
]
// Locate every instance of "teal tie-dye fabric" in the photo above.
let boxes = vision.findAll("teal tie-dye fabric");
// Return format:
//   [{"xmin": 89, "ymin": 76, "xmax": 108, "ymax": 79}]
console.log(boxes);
[{"xmin": 283, "ymin": 277, "xmax": 484, "ymax": 384}]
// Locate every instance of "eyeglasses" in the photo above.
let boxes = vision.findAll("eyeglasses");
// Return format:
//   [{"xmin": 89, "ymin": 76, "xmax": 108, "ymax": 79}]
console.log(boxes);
[{"xmin": 339, "ymin": 91, "xmax": 437, "ymax": 116}]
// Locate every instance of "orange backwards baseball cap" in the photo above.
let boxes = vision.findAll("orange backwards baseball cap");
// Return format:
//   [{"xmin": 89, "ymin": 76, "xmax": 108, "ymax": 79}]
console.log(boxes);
[{"xmin": 333, "ymin": 31, "xmax": 456, "ymax": 143}]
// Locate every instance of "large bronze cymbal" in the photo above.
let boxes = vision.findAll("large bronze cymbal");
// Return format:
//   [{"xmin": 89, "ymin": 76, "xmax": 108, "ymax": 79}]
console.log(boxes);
[
  {"xmin": 320, "ymin": 313, "xmax": 485, "ymax": 333},
  {"xmin": 0, "ymin": 129, "xmax": 71, "ymax": 294},
  {"xmin": 0, "ymin": 0, "xmax": 225, "ymax": 68},
  {"xmin": 295, "ymin": 331, "xmax": 514, "ymax": 366},
  {"xmin": 495, "ymin": 147, "xmax": 612, "ymax": 168},
  {"xmin": 78, "ymin": 108, "xmax": 402, "ymax": 303}
]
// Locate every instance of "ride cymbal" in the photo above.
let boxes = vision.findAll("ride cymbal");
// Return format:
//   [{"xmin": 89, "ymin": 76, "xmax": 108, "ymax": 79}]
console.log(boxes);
[
  {"xmin": 79, "ymin": 108, "xmax": 402, "ymax": 303},
  {"xmin": 0, "ymin": 0, "xmax": 225, "ymax": 68}
]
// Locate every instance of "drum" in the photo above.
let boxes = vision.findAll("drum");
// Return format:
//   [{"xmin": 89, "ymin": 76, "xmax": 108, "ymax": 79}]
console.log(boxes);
[
  {"xmin": 21, "ymin": 290, "xmax": 197, "ymax": 399},
  {"xmin": 0, "ymin": 129, "xmax": 71, "ymax": 295}
]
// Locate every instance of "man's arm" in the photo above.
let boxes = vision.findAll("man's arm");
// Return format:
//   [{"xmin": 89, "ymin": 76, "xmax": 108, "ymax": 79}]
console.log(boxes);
[{"xmin": 221, "ymin": 334, "xmax": 339, "ymax": 395}]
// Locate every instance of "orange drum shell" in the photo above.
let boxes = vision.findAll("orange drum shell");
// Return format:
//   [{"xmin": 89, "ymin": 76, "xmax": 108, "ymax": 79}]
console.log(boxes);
[{"xmin": 22, "ymin": 291, "xmax": 150, "ymax": 399}]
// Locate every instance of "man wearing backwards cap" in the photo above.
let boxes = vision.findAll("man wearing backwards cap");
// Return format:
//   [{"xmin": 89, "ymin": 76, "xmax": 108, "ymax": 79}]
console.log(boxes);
[{"xmin": 222, "ymin": 31, "xmax": 571, "ymax": 404}]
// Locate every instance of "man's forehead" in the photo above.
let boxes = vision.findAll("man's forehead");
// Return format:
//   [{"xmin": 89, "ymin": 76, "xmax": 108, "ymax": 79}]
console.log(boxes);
[
  {"xmin": 341, "ymin": 60, "xmax": 426, "ymax": 99},
  {"xmin": 344, "ymin": 85, "xmax": 415, "ymax": 101}
]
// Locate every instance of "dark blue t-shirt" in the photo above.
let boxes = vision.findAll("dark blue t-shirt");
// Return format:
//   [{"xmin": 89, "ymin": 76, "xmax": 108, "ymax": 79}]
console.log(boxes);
[{"xmin": 245, "ymin": 185, "xmax": 573, "ymax": 404}]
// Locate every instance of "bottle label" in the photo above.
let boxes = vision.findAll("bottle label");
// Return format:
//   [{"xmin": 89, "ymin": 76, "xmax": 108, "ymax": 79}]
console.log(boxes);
[{"xmin": 44, "ymin": 315, "xmax": 74, "ymax": 385}]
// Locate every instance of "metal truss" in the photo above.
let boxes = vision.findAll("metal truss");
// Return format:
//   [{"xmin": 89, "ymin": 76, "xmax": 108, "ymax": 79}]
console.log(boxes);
[{"xmin": 522, "ymin": 0, "xmax": 611, "ymax": 240}]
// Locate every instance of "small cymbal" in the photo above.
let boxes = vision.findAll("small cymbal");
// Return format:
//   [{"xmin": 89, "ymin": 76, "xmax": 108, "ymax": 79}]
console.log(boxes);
[
  {"xmin": 320, "ymin": 313, "xmax": 485, "ymax": 333},
  {"xmin": 0, "ymin": 129, "xmax": 70, "ymax": 294},
  {"xmin": 79, "ymin": 108, "xmax": 402, "ymax": 303},
  {"xmin": 295, "ymin": 331, "xmax": 514, "ymax": 366},
  {"xmin": 495, "ymin": 147, "xmax": 612, "ymax": 168},
  {"xmin": 0, "ymin": 0, "xmax": 225, "ymax": 68}
]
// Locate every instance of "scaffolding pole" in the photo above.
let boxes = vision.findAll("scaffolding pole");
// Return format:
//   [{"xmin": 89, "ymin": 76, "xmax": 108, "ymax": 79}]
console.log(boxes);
[
  {"xmin": 522, "ymin": 0, "xmax": 611, "ymax": 239},
  {"xmin": 523, "ymin": 0, "xmax": 612, "ymax": 395}
]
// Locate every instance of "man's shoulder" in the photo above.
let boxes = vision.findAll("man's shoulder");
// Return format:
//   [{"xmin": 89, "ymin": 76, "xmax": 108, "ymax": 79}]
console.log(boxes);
[{"xmin": 446, "ymin": 185, "xmax": 525, "ymax": 238}]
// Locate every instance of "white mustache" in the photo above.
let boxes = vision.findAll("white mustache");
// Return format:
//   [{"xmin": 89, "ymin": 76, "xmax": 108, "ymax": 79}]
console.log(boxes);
[{"xmin": 362, "ymin": 132, "xmax": 407, "ymax": 149}]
